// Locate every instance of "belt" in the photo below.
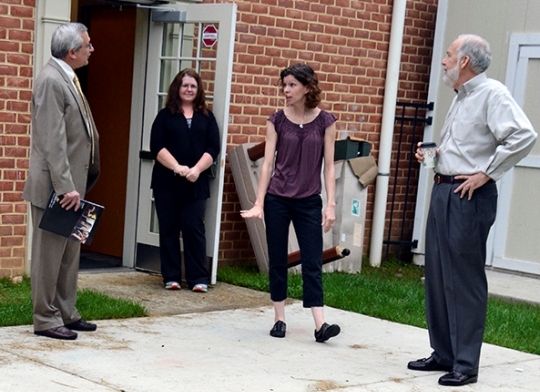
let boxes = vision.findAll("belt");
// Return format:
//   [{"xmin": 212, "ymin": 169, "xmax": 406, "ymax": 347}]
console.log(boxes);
[{"xmin": 434, "ymin": 174, "xmax": 465, "ymax": 184}]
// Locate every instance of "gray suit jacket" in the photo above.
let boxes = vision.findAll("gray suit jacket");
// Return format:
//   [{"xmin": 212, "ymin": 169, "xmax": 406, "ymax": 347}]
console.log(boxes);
[{"xmin": 23, "ymin": 59, "xmax": 100, "ymax": 208}]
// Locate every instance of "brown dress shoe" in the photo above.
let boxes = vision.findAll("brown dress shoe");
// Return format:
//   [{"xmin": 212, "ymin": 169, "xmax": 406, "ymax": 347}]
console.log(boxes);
[
  {"xmin": 65, "ymin": 319, "xmax": 97, "ymax": 331},
  {"xmin": 34, "ymin": 326, "xmax": 77, "ymax": 340}
]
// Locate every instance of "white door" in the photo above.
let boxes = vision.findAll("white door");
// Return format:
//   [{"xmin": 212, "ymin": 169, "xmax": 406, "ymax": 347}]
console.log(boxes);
[
  {"xmin": 489, "ymin": 34, "xmax": 540, "ymax": 275},
  {"xmin": 134, "ymin": 2, "xmax": 236, "ymax": 284}
]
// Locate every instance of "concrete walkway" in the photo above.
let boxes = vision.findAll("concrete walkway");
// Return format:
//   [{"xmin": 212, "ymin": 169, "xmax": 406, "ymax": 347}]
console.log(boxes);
[
  {"xmin": 1, "ymin": 268, "xmax": 539, "ymax": 391},
  {"xmin": 486, "ymin": 268, "xmax": 540, "ymax": 305}
]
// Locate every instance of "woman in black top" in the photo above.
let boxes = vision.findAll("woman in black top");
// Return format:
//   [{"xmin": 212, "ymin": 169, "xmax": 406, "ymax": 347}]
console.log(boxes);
[{"xmin": 150, "ymin": 69, "xmax": 220, "ymax": 292}]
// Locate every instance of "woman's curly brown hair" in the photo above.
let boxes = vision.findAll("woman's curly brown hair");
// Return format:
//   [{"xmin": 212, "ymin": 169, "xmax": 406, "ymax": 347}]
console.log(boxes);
[
  {"xmin": 166, "ymin": 68, "xmax": 208, "ymax": 116},
  {"xmin": 279, "ymin": 63, "xmax": 321, "ymax": 109}
]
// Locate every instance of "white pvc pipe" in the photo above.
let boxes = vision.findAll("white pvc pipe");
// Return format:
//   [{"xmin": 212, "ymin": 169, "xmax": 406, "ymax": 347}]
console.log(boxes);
[{"xmin": 369, "ymin": 0, "xmax": 408, "ymax": 267}]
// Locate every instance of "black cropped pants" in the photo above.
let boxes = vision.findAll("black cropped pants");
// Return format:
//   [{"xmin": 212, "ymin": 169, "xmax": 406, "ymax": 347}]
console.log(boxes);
[{"xmin": 264, "ymin": 193, "xmax": 324, "ymax": 308}]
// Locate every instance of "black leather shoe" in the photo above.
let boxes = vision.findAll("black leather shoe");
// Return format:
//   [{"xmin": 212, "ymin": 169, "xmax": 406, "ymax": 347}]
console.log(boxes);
[
  {"xmin": 65, "ymin": 319, "xmax": 97, "ymax": 331},
  {"xmin": 314, "ymin": 322, "xmax": 340, "ymax": 342},
  {"xmin": 407, "ymin": 356, "xmax": 452, "ymax": 371},
  {"xmin": 270, "ymin": 320, "xmax": 286, "ymax": 338},
  {"xmin": 34, "ymin": 326, "xmax": 77, "ymax": 340},
  {"xmin": 438, "ymin": 371, "xmax": 478, "ymax": 386}
]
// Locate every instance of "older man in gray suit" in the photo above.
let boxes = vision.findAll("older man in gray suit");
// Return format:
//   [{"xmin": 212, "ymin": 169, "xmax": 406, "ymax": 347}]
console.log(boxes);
[{"xmin": 23, "ymin": 23, "xmax": 100, "ymax": 340}]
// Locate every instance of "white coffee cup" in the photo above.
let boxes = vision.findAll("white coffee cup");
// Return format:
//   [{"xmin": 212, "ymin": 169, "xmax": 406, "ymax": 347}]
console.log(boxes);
[{"xmin": 420, "ymin": 142, "xmax": 437, "ymax": 169}]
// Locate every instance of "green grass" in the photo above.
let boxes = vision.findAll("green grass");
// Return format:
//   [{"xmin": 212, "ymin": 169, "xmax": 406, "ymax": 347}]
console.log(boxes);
[
  {"xmin": 3, "ymin": 262, "xmax": 539, "ymax": 356},
  {"xmin": 0, "ymin": 276, "xmax": 147, "ymax": 327},
  {"xmin": 217, "ymin": 259, "xmax": 540, "ymax": 356}
]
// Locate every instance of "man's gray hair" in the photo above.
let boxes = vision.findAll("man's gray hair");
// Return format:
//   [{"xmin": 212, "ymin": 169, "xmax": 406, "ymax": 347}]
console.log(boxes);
[
  {"xmin": 51, "ymin": 23, "xmax": 88, "ymax": 59},
  {"xmin": 457, "ymin": 34, "xmax": 491, "ymax": 74}
]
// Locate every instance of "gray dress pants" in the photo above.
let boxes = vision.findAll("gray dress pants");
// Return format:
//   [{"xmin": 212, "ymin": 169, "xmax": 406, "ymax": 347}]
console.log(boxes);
[
  {"xmin": 424, "ymin": 180, "xmax": 497, "ymax": 376},
  {"xmin": 31, "ymin": 204, "xmax": 81, "ymax": 331}
]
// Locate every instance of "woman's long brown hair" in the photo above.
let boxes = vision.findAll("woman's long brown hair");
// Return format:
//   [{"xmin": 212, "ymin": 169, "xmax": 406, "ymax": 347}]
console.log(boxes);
[{"xmin": 165, "ymin": 68, "xmax": 208, "ymax": 116}]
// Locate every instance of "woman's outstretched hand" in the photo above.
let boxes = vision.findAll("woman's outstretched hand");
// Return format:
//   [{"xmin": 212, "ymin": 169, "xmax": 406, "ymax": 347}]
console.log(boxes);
[{"xmin": 240, "ymin": 205, "xmax": 263, "ymax": 219}]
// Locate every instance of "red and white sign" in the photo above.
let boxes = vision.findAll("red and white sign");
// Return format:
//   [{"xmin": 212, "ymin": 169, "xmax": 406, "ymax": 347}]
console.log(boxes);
[{"xmin": 202, "ymin": 24, "xmax": 218, "ymax": 48}]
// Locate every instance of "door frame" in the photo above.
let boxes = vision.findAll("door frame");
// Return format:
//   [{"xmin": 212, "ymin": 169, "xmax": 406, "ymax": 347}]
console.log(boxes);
[
  {"xmin": 123, "ymin": 3, "xmax": 237, "ymax": 285},
  {"xmin": 488, "ymin": 33, "xmax": 540, "ymax": 274},
  {"xmin": 122, "ymin": 7, "xmax": 149, "ymax": 269},
  {"xmin": 410, "ymin": 0, "xmax": 448, "ymax": 265}
]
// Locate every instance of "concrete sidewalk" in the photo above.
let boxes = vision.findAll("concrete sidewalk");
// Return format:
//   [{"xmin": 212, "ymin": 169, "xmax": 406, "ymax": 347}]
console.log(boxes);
[
  {"xmin": 0, "ymin": 268, "xmax": 539, "ymax": 391},
  {"xmin": 486, "ymin": 268, "xmax": 540, "ymax": 305}
]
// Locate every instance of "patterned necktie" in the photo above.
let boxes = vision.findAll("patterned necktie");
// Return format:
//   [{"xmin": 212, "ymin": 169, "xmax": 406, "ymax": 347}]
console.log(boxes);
[{"xmin": 73, "ymin": 75, "xmax": 95, "ymax": 163}]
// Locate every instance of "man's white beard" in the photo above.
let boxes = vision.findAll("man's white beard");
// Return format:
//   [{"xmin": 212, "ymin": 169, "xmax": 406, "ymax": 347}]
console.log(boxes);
[{"xmin": 443, "ymin": 63, "xmax": 459, "ymax": 88}]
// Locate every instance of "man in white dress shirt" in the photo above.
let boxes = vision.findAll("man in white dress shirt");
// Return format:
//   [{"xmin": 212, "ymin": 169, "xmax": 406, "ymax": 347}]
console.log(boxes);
[{"xmin": 408, "ymin": 34, "xmax": 537, "ymax": 386}]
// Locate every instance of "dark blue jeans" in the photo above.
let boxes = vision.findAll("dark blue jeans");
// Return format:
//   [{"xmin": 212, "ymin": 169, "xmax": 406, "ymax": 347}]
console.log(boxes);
[{"xmin": 264, "ymin": 193, "xmax": 324, "ymax": 308}]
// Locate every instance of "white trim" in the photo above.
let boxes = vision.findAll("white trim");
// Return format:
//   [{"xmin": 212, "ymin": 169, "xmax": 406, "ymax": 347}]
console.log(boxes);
[
  {"xmin": 123, "ymin": 8, "xmax": 151, "ymax": 268},
  {"xmin": 368, "ymin": 0, "xmax": 407, "ymax": 266},
  {"xmin": 505, "ymin": 33, "xmax": 540, "ymax": 103},
  {"xmin": 492, "ymin": 256, "xmax": 540, "ymax": 276},
  {"xmin": 411, "ymin": 0, "xmax": 448, "ymax": 262},
  {"xmin": 34, "ymin": 0, "xmax": 71, "ymax": 73},
  {"xmin": 26, "ymin": 0, "xmax": 72, "ymax": 274},
  {"xmin": 491, "ymin": 32, "xmax": 540, "ymax": 273},
  {"xmin": 132, "ymin": 3, "xmax": 237, "ymax": 284},
  {"xmin": 517, "ymin": 155, "xmax": 540, "ymax": 167},
  {"xmin": 207, "ymin": 4, "xmax": 237, "ymax": 283}
]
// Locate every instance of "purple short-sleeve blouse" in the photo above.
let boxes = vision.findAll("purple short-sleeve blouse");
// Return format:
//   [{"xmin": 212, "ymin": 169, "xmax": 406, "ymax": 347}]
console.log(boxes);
[{"xmin": 267, "ymin": 109, "xmax": 336, "ymax": 199}]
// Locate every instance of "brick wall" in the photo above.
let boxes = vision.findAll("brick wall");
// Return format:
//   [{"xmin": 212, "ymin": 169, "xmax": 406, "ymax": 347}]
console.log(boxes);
[
  {"xmin": 0, "ymin": 0, "xmax": 34, "ymax": 277},
  {"xmin": 202, "ymin": 0, "xmax": 438, "ymax": 263},
  {"xmin": 0, "ymin": 0, "xmax": 438, "ymax": 276},
  {"xmin": 389, "ymin": 0, "xmax": 436, "ymax": 260}
]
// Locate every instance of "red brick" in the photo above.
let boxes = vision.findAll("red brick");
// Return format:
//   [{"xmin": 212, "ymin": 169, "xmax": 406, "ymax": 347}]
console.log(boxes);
[
  {"xmin": 0, "ymin": 236, "xmax": 23, "ymax": 247},
  {"xmin": 11, "ymin": 4, "xmax": 34, "ymax": 17},
  {"xmin": 0, "ymin": 257, "xmax": 24, "ymax": 268},
  {"xmin": 2, "ymin": 0, "xmax": 439, "ymax": 266}
]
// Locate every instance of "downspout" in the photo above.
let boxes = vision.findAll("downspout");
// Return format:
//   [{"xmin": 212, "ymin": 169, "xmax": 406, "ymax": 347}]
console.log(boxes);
[{"xmin": 369, "ymin": 0, "xmax": 408, "ymax": 267}]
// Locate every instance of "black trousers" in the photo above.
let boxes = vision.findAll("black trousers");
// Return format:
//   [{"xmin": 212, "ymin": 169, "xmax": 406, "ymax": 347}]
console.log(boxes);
[
  {"xmin": 424, "ymin": 180, "xmax": 497, "ymax": 376},
  {"xmin": 153, "ymin": 189, "xmax": 208, "ymax": 288},
  {"xmin": 264, "ymin": 193, "xmax": 324, "ymax": 308}
]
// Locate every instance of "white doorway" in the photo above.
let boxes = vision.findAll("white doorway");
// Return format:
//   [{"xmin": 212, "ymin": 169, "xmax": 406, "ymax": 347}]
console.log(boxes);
[
  {"xmin": 125, "ymin": 2, "xmax": 236, "ymax": 284},
  {"xmin": 488, "ymin": 34, "xmax": 540, "ymax": 275}
]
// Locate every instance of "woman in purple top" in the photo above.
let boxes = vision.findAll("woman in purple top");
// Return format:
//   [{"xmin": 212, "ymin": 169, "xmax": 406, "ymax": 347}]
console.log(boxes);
[{"xmin": 241, "ymin": 63, "xmax": 340, "ymax": 342}]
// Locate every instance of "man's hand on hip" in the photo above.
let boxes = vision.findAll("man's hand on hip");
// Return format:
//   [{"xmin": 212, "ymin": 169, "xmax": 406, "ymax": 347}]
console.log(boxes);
[{"xmin": 454, "ymin": 172, "xmax": 491, "ymax": 200}]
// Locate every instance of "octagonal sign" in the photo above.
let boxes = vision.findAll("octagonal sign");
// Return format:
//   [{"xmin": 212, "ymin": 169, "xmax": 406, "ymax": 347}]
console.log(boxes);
[{"xmin": 202, "ymin": 24, "xmax": 218, "ymax": 48}]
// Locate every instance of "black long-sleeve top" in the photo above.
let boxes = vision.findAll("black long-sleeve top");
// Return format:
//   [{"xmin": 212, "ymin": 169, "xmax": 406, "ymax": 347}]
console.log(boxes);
[{"xmin": 150, "ymin": 108, "xmax": 220, "ymax": 200}]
